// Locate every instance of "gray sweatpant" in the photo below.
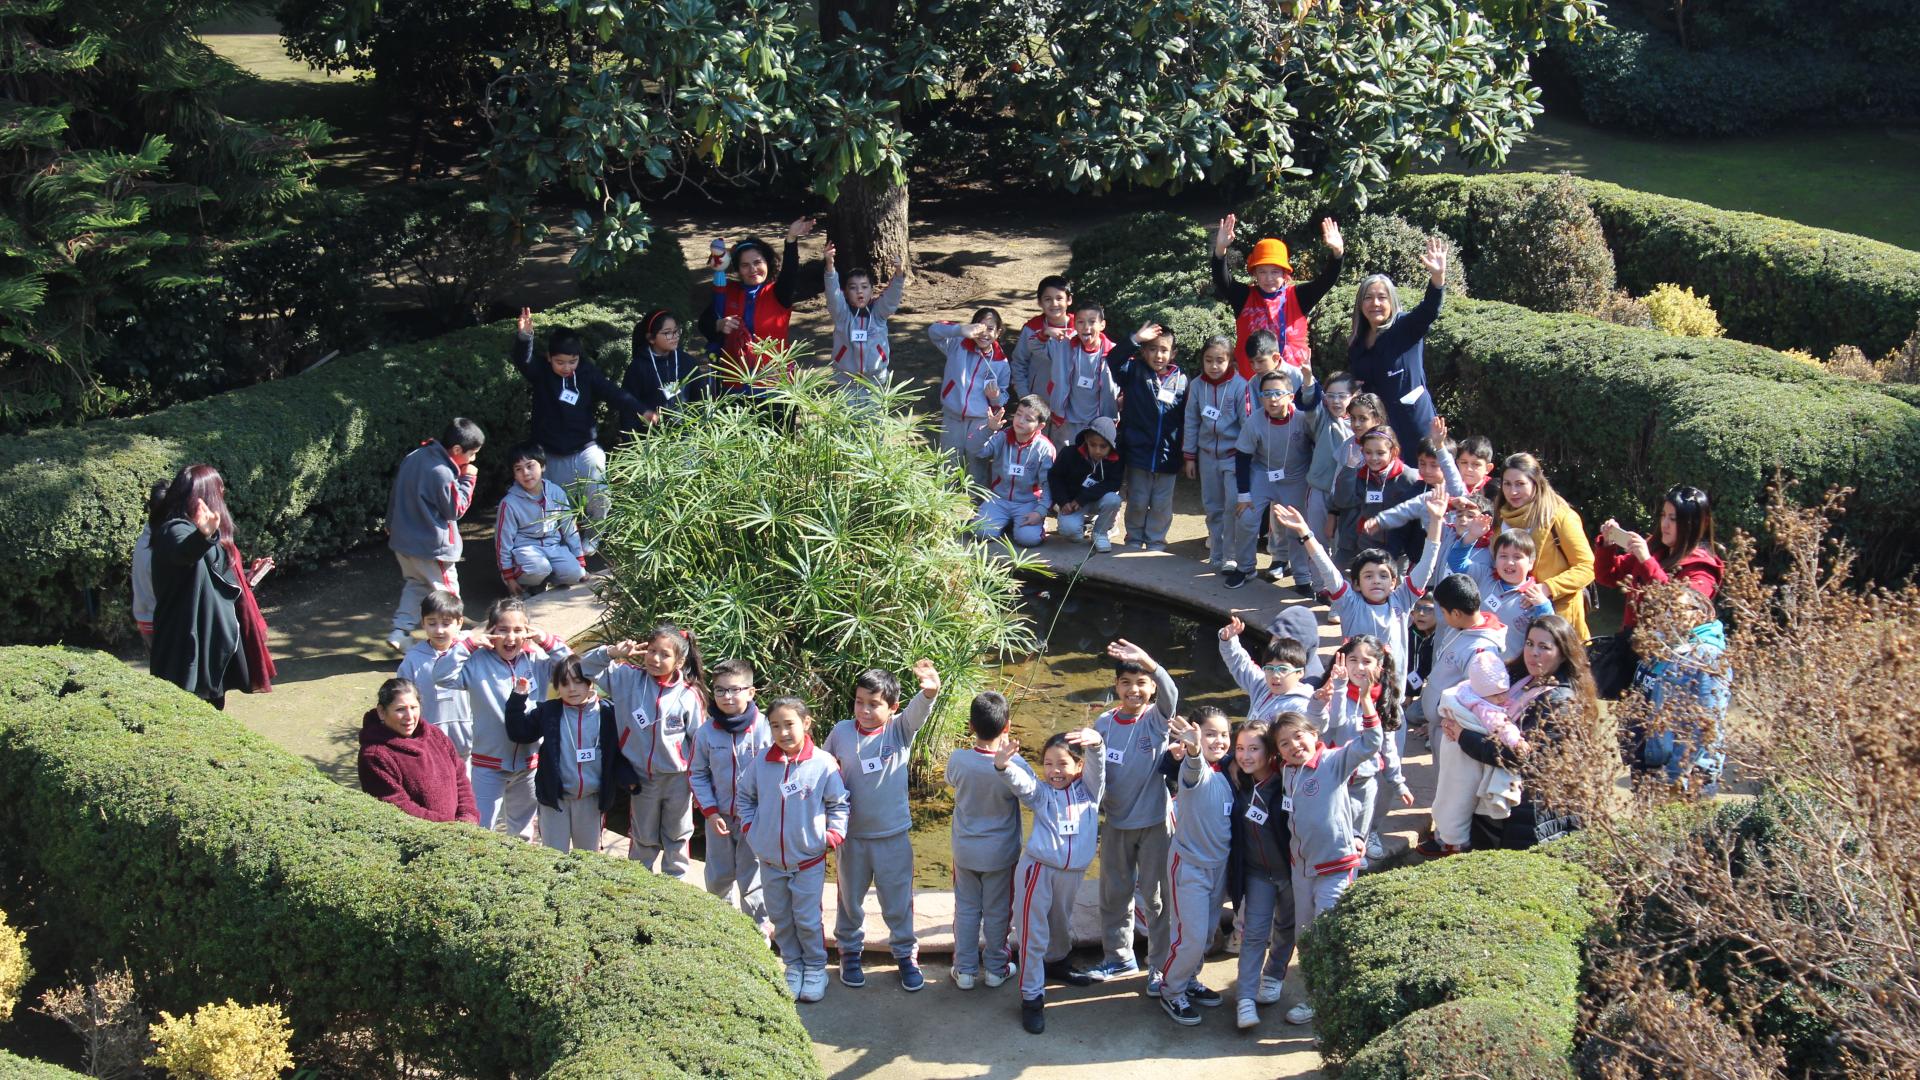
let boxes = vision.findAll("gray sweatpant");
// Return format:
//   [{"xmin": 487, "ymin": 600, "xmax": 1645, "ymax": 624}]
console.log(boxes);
[
  {"xmin": 1292, "ymin": 864, "xmax": 1355, "ymax": 940},
  {"xmin": 628, "ymin": 771, "xmax": 693, "ymax": 878},
  {"xmin": 546, "ymin": 443, "xmax": 608, "ymax": 524},
  {"xmin": 472, "ymin": 765, "xmax": 536, "ymax": 839},
  {"xmin": 538, "ymin": 796, "xmax": 604, "ymax": 853},
  {"xmin": 1124, "ymin": 468, "xmax": 1177, "ymax": 546},
  {"xmin": 834, "ymin": 833, "xmax": 917, "ymax": 959},
  {"xmin": 704, "ymin": 815, "xmax": 765, "ymax": 922},
  {"xmin": 1306, "ymin": 485, "xmax": 1336, "ymax": 584},
  {"xmin": 1161, "ymin": 850, "xmax": 1225, "ymax": 998},
  {"xmin": 1195, "ymin": 451, "xmax": 1236, "ymax": 568},
  {"xmin": 1237, "ymin": 870, "xmax": 1297, "ymax": 1000},
  {"xmin": 1055, "ymin": 490, "xmax": 1121, "ymax": 542},
  {"xmin": 764, "ymin": 859, "xmax": 829, "ymax": 972},
  {"xmin": 1234, "ymin": 477, "xmax": 1310, "ymax": 575},
  {"xmin": 939, "ymin": 411, "xmax": 995, "ymax": 492},
  {"xmin": 952, "ymin": 864, "xmax": 1016, "ymax": 977},
  {"xmin": 1098, "ymin": 820, "xmax": 1171, "ymax": 971},
  {"xmin": 391, "ymin": 551, "xmax": 460, "ymax": 633},
  {"xmin": 1015, "ymin": 855, "xmax": 1084, "ymax": 999},
  {"xmin": 1349, "ymin": 775, "xmax": 1378, "ymax": 849}
]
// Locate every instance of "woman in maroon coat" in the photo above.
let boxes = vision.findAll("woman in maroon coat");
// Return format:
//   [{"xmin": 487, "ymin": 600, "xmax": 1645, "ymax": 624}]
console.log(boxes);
[{"xmin": 358, "ymin": 678, "xmax": 478, "ymax": 824}]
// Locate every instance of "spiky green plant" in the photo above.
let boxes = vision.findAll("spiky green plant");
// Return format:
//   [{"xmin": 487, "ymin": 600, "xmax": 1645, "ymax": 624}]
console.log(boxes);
[{"xmin": 594, "ymin": 346, "xmax": 1036, "ymax": 769}]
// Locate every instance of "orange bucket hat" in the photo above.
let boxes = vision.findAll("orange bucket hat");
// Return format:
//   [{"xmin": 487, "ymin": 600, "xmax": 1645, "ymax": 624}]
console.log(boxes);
[{"xmin": 1246, "ymin": 238, "xmax": 1293, "ymax": 273}]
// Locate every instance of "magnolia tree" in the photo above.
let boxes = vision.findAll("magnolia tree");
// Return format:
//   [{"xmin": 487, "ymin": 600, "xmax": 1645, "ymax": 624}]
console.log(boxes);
[{"xmin": 458, "ymin": 0, "xmax": 1604, "ymax": 274}]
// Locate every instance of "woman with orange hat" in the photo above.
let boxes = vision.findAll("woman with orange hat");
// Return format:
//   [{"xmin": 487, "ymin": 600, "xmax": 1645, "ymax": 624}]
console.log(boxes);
[{"xmin": 1211, "ymin": 215, "xmax": 1346, "ymax": 379}]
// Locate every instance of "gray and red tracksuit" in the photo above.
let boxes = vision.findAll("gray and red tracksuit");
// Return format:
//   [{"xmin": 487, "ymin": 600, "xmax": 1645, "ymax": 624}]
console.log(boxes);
[{"xmin": 738, "ymin": 737, "xmax": 850, "ymax": 973}]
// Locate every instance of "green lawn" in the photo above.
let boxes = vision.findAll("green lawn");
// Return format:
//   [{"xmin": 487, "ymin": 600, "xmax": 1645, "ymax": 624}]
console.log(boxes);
[{"xmin": 1463, "ymin": 113, "xmax": 1920, "ymax": 251}]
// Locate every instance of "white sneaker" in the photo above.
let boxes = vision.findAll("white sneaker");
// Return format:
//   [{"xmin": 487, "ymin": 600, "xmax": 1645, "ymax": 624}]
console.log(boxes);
[
  {"xmin": 1093, "ymin": 534, "xmax": 1112, "ymax": 554},
  {"xmin": 984, "ymin": 961, "xmax": 1016, "ymax": 988},
  {"xmin": 1366, "ymin": 831, "xmax": 1387, "ymax": 863},
  {"xmin": 785, "ymin": 963, "xmax": 804, "ymax": 999},
  {"xmin": 799, "ymin": 967, "xmax": 828, "ymax": 1003},
  {"xmin": 1286, "ymin": 1001, "xmax": 1316, "ymax": 1025},
  {"xmin": 1236, "ymin": 999, "xmax": 1259, "ymax": 1029},
  {"xmin": 385, "ymin": 629, "xmax": 410, "ymax": 654},
  {"xmin": 1256, "ymin": 975, "xmax": 1285, "ymax": 1005},
  {"xmin": 953, "ymin": 970, "xmax": 976, "ymax": 991}
]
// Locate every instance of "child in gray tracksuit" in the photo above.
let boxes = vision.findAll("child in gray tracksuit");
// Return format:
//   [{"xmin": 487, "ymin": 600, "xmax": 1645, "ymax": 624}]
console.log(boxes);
[
  {"xmin": 823, "ymin": 660, "xmax": 941, "ymax": 990},
  {"xmin": 944, "ymin": 692, "xmax": 1031, "ymax": 989},
  {"xmin": 1002, "ymin": 727, "xmax": 1106, "ymax": 1034},
  {"xmin": 689, "ymin": 658, "xmax": 770, "ymax": 923},
  {"xmin": 1087, "ymin": 640, "xmax": 1180, "ymax": 989},
  {"xmin": 1217, "ymin": 616, "xmax": 1313, "ymax": 723},
  {"xmin": 1182, "ymin": 337, "xmax": 1250, "ymax": 572},
  {"xmin": 1305, "ymin": 374, "xmax": 1357, "ymax": 573},
  {"xmin": 1232, "ymin": 372, "xmax": 1315, "ymax": 586},
  {"xmin": 580, "ymin": 627, "xmax": 705, "ymax": 878},
  {"xmin": 824, "ymin": 250, "xmax": 907, "ymax": 401},
  {"xmin": 739, "ymin": 697, "xmax": 850, "ymax": 1003},
  {"xmin": 1043, "ymin": 303, "xmax": 1118, "ymax": 450},
  {"xmin": 432, "ymin": 596, "xmax": 567, "ymax": 838},
  {"xmin": 397, "ymin": 589, "xmax": 475, "ymax": 763},
  {"xmin": 972, "ymin": 396, "xmax": 1057, "ymax": 548},
  {"xmin": 1158, "ymin": 709, "xmax": 1236, "ymax": 1024},
  {"xmin": 1312, "ymin": 636, "xmax": 1411, "ymax": 854},
  {"xmin": 1279, "ymin": 675, "xmax": 1384, "ymax": 925},
  {"xmin": 495, "ymin": 444, "xmax": 586, "ymax": 592}
]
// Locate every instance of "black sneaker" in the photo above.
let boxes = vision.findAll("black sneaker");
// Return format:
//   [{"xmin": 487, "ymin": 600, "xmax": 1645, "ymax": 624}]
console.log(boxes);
[
  {"xmin": 1045, "ymin": 960, "xmax": 1093, "ymax": 987},
  {"xmin": 1161, "ymin": 993, "xmax": 1202, "ymax": 1026},
  {"xmin": 1022, "ymin": 995, "xmax": 1046, "ymax": 1034},
  {"xmin": 1186, "ymin": 980, "xmax": 1224, "ymax": 1007},
  {"xmin": 1223, "ymin": 569, "xmax": 1248, "ymax": 589}
]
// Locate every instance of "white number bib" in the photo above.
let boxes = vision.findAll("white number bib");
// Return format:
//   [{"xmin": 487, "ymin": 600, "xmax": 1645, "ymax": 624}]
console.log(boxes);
[
  {"xmin": 1082, "ymin": 475, "xmax": 1099, "ymax": 488},
  {"xmin": 861, "ymin": 757, "xmax": 883, "ymax": 775},
  {"xmin": 575, "ymin": 747, "xmax": 598, "ymax": 763},
  {"xmin": 1245, "ymin": 805, "xmax": 1269, "ymax": 825},
  {"xmin": 1266, "ymin": 468, "xmax": 1286, "ymax": 482},
  {"xmin": 1076, "ymin": 376, "xmax": 1095, "ymax": 390},
  {"xmin": 1058, "ymin": 818, "xmax": 1080, "ymax": 836},
  {"xmin": 1155, "ymin": 384, "xmax": 1177, "ymax": 404},
  {"xmin": 849, "ymin": 328, "xmax": 869, "ymax": 343},
  {"xmin": 1280, "ymin": 795, "xmax": 1294, "ymax": 813},
  {"xmin": 558, "ymin": 388, "xmax": 580, "ymax": 406},
  {"xmin": 1365, "ymin": 489, "xmax": 1384, "ymax": 504},
  {"xmin": 661, "ymin": 381, "xmax": 681, "ymax": 400},
  {"xmin": 780, "ymin": 779, "xmax": 803, "ymax": 798},
  {"xmin": 1104, "ymin": 746, "xmax": 1125, "ymax": 765},
  {"xmin": 1201, "ymin": 405, "xmax": 1221, "ymax": 421},
  {"xmin": 1008, "ymin": 463, "xmax": 1026, "ymax": 477},
  {"xmin": 631, "ymin": 710, "xmax": 655, "ymax": 728}
]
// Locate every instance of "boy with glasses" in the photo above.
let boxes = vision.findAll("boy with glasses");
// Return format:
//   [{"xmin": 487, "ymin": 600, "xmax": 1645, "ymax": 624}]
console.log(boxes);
[
  {"xmin": 690, "ymin": 658, "xmax": 772, "ymax": 925},
  {"xmin": 1216, "ymin": 616, "xmax": 1313, "ymax": 721},
  {"xmin": 1228, "ymin": 372, "xmax": 1314, "ymax": 591}
]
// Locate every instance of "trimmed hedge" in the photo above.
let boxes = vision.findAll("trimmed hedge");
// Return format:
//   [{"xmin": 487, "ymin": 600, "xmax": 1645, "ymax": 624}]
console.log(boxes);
[
  {"xmin": 0, "ymin": 1052, "xmax": 89, "ymax": 1078},
  {"xmin": 0, "ymin": 647, "xmax": 818, "ymax": 1079},
  {"xmin": 0, "ymin": 237, "xmax": 692, "ymax": 645},
  {"xmin": 1298, "ymin": 850, "xmax": 1608, "ymax": 1065},
  {"xmin": 1341, "ymin": 997, "xmax": 1575, "ymax": 1080},
  {"xmin": 1070, "ymin": 210, "xmax": 1920, "ymax": 578},
  {"xmin": 1380, "ymin": 173, "xmax": 1920, "ymax": 358}
]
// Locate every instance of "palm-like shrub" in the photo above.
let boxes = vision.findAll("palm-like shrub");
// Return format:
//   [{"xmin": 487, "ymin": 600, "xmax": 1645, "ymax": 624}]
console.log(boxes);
[{"xmin": 594, "ymin": 352, "xmax": 1035, "ymax": 762}]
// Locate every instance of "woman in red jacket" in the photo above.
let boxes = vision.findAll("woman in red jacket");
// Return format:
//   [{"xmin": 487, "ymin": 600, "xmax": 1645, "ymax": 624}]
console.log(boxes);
[
  {"xmin": 358, "ymin": 678, "xmax": 478, "ymax": 824},
  {"xmin": 698, "ymin": 216, "xmax": 826, "ymax": 393},
  {"xmin": 1591, "ymin": 485, "xmax": 1724, "ymax": 696}
]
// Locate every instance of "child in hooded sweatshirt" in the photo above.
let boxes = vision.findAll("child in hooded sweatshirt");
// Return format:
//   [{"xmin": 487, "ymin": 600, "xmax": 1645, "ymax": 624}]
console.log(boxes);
[
  {"xmin": 1001, "ymin": 726, "xmax": 1107, "ymax": 1034},
  {"xmin": 1229, "ymin": 371, "xmax": 1315, "ymax": 590},
  {"xmin": 1049, "ymin": 416, "xmax": 1124, "ymax": 552},
  {"xmin": 690, "ymin": 657, "xmax": 772, "ymax": 924},
  {"xmin": 1086, "ymin": 640, "xmax": 1180, "ymax": 991},
  {"xmin": 1109, "ymin": 322, "xmax": 1189, "ymax": 551},
  {"xmin": 1217, "ymin": 616, "xmax": 1312, "ymax": 722},
  {"xmin": 739, "ymin": 697, "xmax": 850, "ymax": 1004},
  {"xmin": 1158, "ymin": 708, "xmax": 1236, "ymax": 1027},
  {"xmin": 824, "ymin": 659, "xmax": 942, "ymax": 992},
  {"xmin": 580, "ymin": 625, "xmax": 706, "ymax": 877},
  {"xmin": 933, "ymin": 311, "xmax": 1010, "ymax": 491},
  {"xmin": 944, "ymin": 691, "xmax": 1032, "ymax": 991},
  {"xmin": 823, "ymin": 240, "xmax": 908, "ymax": 402},
  {"xmin": 496, "ymin": 442, "xmax": 587, "ymax": 594},
  {"xmin": 1183, "ymin": 336, "xmax": 1251, "ymax": 574},
  {"xmin": 973, "ymin": 395, "xmax": 1057, "ymax": 548},
  {"xmin": 433, "ymin": 596, "xmax": 569, "ymax": 838},
  {"xmin": 396, "ymin": 589, "xmax": 475, "ymax": 765},
  {"xmin": 504, "ymin": 655, "xmax": 636, "ymax": 853},
  {"xmin": 1042, "ymin": 300, "xmax": 1118, "ymax": 450},
  {"xmin": 1274, "ymin": 657, "xmax": 1384, "ymax": 1026}
]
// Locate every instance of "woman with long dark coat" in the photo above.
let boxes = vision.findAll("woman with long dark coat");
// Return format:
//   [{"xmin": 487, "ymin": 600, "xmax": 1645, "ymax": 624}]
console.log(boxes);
[{"xmin": 150, "ymin": 464, "xmax": 275, "ymax": 708}]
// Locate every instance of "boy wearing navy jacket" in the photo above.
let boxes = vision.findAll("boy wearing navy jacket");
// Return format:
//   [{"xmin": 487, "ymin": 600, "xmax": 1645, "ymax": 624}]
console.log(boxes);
[
  {"xmin": 1110, "ymin": 324, "xmax": 1189, "ymax": 551},
  {"xmin": 386, "ymin": 418, "xmax": 484, "ymax": 653},
  {"xmin": 509, "ymin": 306, "xmax": 646, "ymax": 538},
  {"xmin": 1048, "ymin": 417, "xmax": 1123, "ymax": 553}
]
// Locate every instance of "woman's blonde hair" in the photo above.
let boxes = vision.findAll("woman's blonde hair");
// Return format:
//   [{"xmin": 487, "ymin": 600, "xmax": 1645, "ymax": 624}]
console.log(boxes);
[{"xmin": 1493, "ymin": 451, "xmax": 1569, "ymax": 533}]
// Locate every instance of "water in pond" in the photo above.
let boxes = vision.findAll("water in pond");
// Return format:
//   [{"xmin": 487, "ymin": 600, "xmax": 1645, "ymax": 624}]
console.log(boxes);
[{"xmin": 895, "ymin": 579, "xmax": 1260, "ymax": 887}]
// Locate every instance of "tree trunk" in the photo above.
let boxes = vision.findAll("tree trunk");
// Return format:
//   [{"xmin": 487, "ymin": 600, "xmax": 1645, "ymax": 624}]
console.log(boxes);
[{"xmin": 830, "ymin": 173, "xmax": 910, "ymax": 278}]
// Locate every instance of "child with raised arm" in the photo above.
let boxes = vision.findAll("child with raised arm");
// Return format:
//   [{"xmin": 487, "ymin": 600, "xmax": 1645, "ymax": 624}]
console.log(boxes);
[
  {"xmin": 1000, "ymin": 725, "xmax": 1106, "ymax": 1033},
  {"xmin": 1086, "ymin": 639, "xmax": 1180, "ymax": 992},
  {"xmin": 973, "ymin": 395, "xmax": 1057, "ymax": 548},
  {"xmin": 1158, "ymin": 708, "xmax": 1235, "ymax": 1026},
  {"xmin": 396, "ymin": 589, "xmax": 475, "ymax": 766},
  {"xmin": 1362, "ymin": 416, "xmax": 1468, "ymax": 561},
  {"xmin": 1217, "ymin": 615, "xmax": 1312, "ymax": 722},
  {"xmin": 1275, "ymin": 652, "xmax": 1385, "ymax": 1025},
  {"xmin": 1109, "ymin": 322, "xmax": 1189, "ymax": 551},
  {"xmin": 495, "ymin": 442, "xmax": 587, "ymax": 595},
  {"xmin": 503, "ymin": 656, "xmax": 636, "ymax": 853},
  {"xmin": 1444, "ymin": 500, "xmax": 1557, "ymax": 661},
  {"xmin": 508, "ymin": 307, "xmax": 645, "ymax": 534},
  {"xmin": 689, "ymin": 658, "xmax": 771, "ymax": 924},
  {"xmin": 1042, "ymin": 300, "xmax": 1118, "ymax": 449},
  {"xmin": 1312, "ymin": 635, "xmax": 1413, "ymax": 867},
  {"xmin": 945, "ymin": 691, "xmax": 1031, "ymax": 991},
  {"xmin": 580, "ymin": 625, "xmax": 706, "ymax": 876},
  {"xmin": 739, "ymin": 697, "xmax": 850, "ymax": 1003},
  {"xmin": 1010, "ymin": 275, "xmax": 1074, "ymax": 399},
  {"xmin": 1229, "ymin": 370, "xmax": 1314, "ymax": 590},
  {"xmin": 386, "ymin": 417, "xmax": 483, "ymax": 653},
  {"xmin": 432, "ymin": 596, "xmax": 569, "ymax": 837},
  {"xmin": 1183, "ymin": 336, "xmax": 1251, "ymax": 573},
  {"xmin": 825, "ymin": 659, "xmax": 942, "ymax": 992},
  {"xmin": 933, "ymin": 310, "xmax": 1009, "ymax": 490},
  {"xmin": 1211, "ymin": 214, "xmax": 1346, "ymax": 377},
  {"xmin": 823, "ymin": 239, "xmax": 907, "ymax": 402}
]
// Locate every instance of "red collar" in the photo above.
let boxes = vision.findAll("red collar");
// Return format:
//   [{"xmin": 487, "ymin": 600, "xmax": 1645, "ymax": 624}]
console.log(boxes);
[
  {"xmin": 1026, "ymin": 313, "xmax": 1074, "ymax": 333},
  {"xmin": 1075, "ymin": 335, "xmax": 1107, "ymax": 354},
  {"xmin": 855, "ymin": 719, "xmax": 886, "ymax": 736},
  {"xmin": 1301, "ymin": 741, "xmax": 1329, "ymax": 770},
  {"xmin": 1202, "ymin": 371, "xmax": 1236, "ymax": 386},
  {"xmin": 1366, "ymin": 459, "xmax": 1406, "ymax": 482},
  {"xmin": 1007, "ymin": 427, "xmax": 1040, "ymax": 449},
  {"xmin": 766, "ymin": 736, "xmax": 817, "ymax": 763},
  {"xmin": 1469, "ymin": 611, "xmax": 1507, "ymax": 632},
  {"xmin": 1266, "ymin": 408, "xmax": 1295, "ymax": 424},
  {"xmin": 962, "ymin": 339, "xmax": 1004, "ymax": 360},
  {"xmin": 653, "ymin": 673, "xmax": 681, "ymax": 689},
  {"xmin": 1344, "ymin": 682, "xmax": 1384, "ymax": 703},
  {"xmin": 1109, "ymin": 710, "xmax": 1142, "ymax": 726}
]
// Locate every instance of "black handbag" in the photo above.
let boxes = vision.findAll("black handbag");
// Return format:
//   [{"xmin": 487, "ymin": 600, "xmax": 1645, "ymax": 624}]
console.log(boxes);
[{"xmin": 1585, "ymin": 627, "xmax": 1638, "ymax": 700}]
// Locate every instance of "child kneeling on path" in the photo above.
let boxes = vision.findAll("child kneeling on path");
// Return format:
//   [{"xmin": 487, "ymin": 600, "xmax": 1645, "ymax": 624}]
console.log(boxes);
[
  {"xmin": 973, "ymin": 395, "xmax": 1057, "ymax": 547},
  {"xmin": 1001, "ymin": 726, "xmax": 1106, "ymax": 1034},
  {"xmin": 496, "ymin": 443, "xmax": 587, "ymax": 594}
]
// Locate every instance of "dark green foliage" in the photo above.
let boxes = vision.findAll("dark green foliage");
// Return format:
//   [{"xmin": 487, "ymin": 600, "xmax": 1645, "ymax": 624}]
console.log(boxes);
[
  {"xmin": 1383, "ymin": 173, "xmax": 1920, "ymax": 358},
  {"xmin": 1299, "ymin": 850, "xmax": 1608, "ymax": 1064},
  {"xmin": 1464, "ymin": 175, "xmax": 1614, "ymax": 313},
  {"xmin": 364, "ymin": 181, "xmax": 527, "ymax": 328},
  {"xmin": 1068, "ymin": 214, "xmax": 1234, "ymax": 366},
  {"xmin": 1339, "ymin": 214, "xmax": 1469, "ymax": 300},
  {"xmin": 1343, "ymin": 997, "xmax": 1576, "ymax": 1080},
  {"xmin": 0, "ymin": 647, "xmax": 819, "ymax": 1079},
  {"xmin": 0, "ymin": 1052, "xmax": 89, "ymax": 1078},
  {"xmin": 0, "ymin": 238, "xmax": 691, "ymax": 645}
]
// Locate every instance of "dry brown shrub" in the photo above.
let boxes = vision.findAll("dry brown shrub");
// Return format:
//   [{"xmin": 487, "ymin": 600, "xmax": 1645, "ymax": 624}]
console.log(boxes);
[{"xmin": 36, "ymin": 964, "xmax": 149, "ymax": 1079}]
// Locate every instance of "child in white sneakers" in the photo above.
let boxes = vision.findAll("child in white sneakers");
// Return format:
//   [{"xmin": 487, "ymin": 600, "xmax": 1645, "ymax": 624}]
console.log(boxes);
[
  {"xmin": 1157, "ymin": 708, "xmax": 1235, "ymax": 1026},
  {"xmin": 944, "ymin": 691, "xmax": 1030, "ymax": 991}
]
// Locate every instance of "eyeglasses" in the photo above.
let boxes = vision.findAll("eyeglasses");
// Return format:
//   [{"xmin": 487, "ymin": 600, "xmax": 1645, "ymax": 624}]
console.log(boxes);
[
  {"xmin": 1258, "ymin": 390, "xmax": 1292, "ymax": 399},
  {"xmin": 713, "ymin": 684, "xmax": 754, "ymax": 696},
  {"xmin": 655, "ymin": 326, "xmax": 683, "ymax": 337},
  {"xmin": 1262, "ymin": 663, "xmax": 1301, "ymax": 676},
  {"xmin": 1324, "ymin": 392, "xmax": 1353, "ymax": 403}
]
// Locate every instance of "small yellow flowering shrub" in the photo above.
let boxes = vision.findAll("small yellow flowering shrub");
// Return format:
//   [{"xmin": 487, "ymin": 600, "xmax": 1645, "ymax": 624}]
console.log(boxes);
[
  {"xmin": 1643, "ymin": 283, "xmax": 1726, "ymax": 338},
  {"xmin": 0, "ymin": 909, "xmax": 28, "ymax": 1022},
  {"xmin": 147, "ymin": 1000, "xmax": 293, "ymax": 1080}
]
